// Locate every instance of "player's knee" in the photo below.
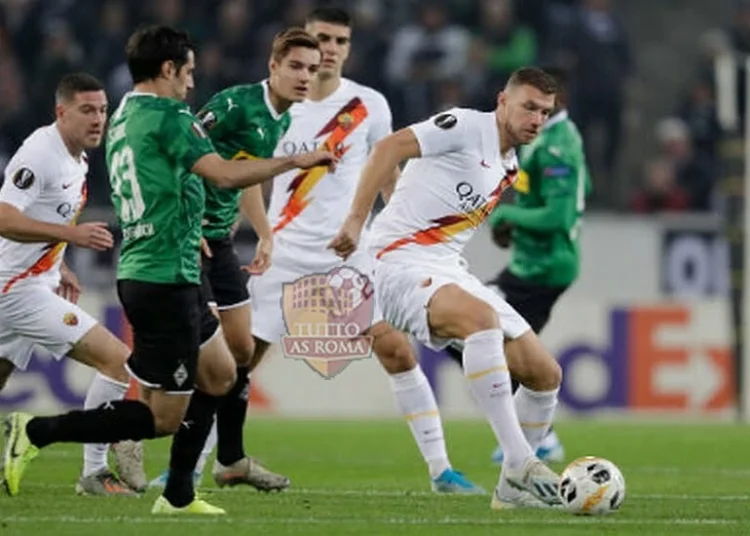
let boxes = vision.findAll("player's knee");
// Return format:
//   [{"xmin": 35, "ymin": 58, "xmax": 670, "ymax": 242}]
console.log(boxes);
[
  {"xmin": 372, "ymin": 324, "xmax": 417, "ymax": 374},
  {"xmin": 540, "ymin": 358, "xmax": 562, "ymax": 391},
  {"xmin": 459, "ymin": 299, "xmax": 499, "ymax": 336},
  {"xmin": 201, "ymin": 362, "xmax": 237, "ymax": 396},
  {"xmin": 226, "ymin": 335, "xmax": 255, "ymax": 368}
]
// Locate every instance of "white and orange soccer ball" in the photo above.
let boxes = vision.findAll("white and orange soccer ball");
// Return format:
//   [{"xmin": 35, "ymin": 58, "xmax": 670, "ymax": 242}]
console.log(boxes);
[{"xmin": 558, "ymin": 457, "xmax": 626, "ymax": 515}]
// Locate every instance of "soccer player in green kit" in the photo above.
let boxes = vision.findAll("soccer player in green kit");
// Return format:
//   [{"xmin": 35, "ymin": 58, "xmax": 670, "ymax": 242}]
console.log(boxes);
[
  {"xmin": 0, "ymin": 25, "xmax": 332, "ymax": 514},
  {"xmin": 146, "ymin": 28, "xmax": 322, "ymax": 492},
  {"xmin": 446, "ymin": 68, "xmax": 591, "ymax": 464}
]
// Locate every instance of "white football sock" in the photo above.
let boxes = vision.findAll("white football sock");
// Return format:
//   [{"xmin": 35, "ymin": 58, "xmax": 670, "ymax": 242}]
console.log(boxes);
[
  {"xmin": 388, "ymin": 365, "xmax": 451, "ymax": 479},
  {"xmin": 82, "ymin": 373, "xmax": 129, "ymax": 477},
  {"xmin": 196, "ymin": 417, "xmax": 218, "ymax": 475},
  {"xmin": 514, "ymin": 386, "xmax": 559, "ymax": 450},
  {"xmin": 463, "ymin": 329, "xmax": 533, "ymax": 470}
]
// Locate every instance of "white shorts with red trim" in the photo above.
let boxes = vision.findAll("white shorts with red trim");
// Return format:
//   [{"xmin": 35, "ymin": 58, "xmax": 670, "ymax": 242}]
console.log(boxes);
[{"xmin": 0, "ymin": 283, "xmax": 98, "ymax": 370}]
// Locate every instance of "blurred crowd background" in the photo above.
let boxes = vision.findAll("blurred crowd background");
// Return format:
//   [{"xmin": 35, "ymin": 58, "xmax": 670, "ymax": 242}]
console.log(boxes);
[{"xmin": 0, "ymin": 0, "xmax": 743, "ymax": 213}]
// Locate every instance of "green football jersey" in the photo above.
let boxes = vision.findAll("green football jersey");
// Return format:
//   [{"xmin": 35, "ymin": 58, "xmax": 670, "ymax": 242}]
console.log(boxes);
[
  {"xmin": 508, "ymin": 111, "xmax": 592, "ymax": 287},
  {"xmin": 106, "ymin": 92, "xmax": 215, "ymax": 285},
  {"xmin": 198, "ymin": 82, "xmax": 292, "ymax": 239}
]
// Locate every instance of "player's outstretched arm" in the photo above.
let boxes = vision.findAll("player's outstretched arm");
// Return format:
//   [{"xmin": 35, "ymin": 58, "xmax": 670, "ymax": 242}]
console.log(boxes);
[
  {"xmin": 0, "ymin": 202, "xmax": 113, "ymax": 250},
  {"xmin": 192, "ymin": 151, "xmax": 337, "ymax": 190},
  {"xmin": 329, "ymin": 129, "xmax": 420, "ymax": 259}
]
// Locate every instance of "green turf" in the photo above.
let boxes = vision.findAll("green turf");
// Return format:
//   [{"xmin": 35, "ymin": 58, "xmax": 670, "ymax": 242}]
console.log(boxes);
[{"xmin": 1, "ymin": 419, "xmax": 749, "ymax": 535}]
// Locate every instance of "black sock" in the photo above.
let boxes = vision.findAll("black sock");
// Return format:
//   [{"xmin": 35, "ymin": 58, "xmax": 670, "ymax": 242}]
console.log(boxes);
[
  {"xmin": 26, "ymin": 400, "xmax": 156, "ymax": 449},
  {"xmin": 164, "ymin": 389, "xmax": 218, "ymax": 507},
  {"xmin": 216, "ymin": 366, "xmax": 250, "ymax": 467}
]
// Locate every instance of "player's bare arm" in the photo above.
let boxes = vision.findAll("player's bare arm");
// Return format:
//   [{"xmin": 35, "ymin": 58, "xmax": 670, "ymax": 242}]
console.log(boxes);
[
  {"xmin": 0, "ymin": 202, "xmax": 113, "ymax": 250},
  {"xmin": 329, "ymin": 129, "xmax": 420, "ymax": 259},
  {"xmin": 239, "ymin": 186, "xmax": 273, "ymax": 274},
  {"xmin": 379, "ymin": 167, "xmax": 401, "ymax": 205},
  {"xmin": 192, "ymin": 150, "xmax": 337, "ymax": 190}
]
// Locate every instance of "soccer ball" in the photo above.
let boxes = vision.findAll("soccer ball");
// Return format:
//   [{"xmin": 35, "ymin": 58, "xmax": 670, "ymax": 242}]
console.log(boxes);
[{"xmin": 558, "ymin": 457, "xmax": 626, "ymax": 515}]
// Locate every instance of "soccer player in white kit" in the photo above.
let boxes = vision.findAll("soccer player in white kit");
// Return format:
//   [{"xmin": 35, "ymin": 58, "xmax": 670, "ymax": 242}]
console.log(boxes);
[
  {"xmin": 0, "ymin": 73, "xmax": 139, "ymax": 496},
  {"xmin": 330, "ymin": 68, "xmax": 564, "ymax": 509},
  {"xmin": 193, "ymin": 7, "xmax": 484, "ymax": 494}
]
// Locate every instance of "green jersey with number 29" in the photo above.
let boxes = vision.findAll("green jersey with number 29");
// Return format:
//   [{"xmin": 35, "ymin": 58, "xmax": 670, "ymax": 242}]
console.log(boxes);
[{"xmin": 106, "ymin": 92, "xmax": 216, "ymax": 285}]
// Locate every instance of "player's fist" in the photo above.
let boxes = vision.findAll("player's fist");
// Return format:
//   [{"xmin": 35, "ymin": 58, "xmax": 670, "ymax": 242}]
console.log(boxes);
[
  {"xmin": 491, "ymin": 221, "xmax": 513, "ymax": 249},
  {"xmin": 292, "ymin": 150, "xmax": 338, "ymax": 173},
  {"xmin": 328, "ymin": 216, "xmax": 364, "ymax": 260},
  {"xmin": 69, "ymin": 222, "xmax": 114, "ymax": 251}
]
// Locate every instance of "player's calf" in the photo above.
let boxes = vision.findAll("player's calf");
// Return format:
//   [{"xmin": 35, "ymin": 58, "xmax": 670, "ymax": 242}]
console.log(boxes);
[{"xmin": 504, "ymin": 331, "xmax": 561, "ymax": 392}]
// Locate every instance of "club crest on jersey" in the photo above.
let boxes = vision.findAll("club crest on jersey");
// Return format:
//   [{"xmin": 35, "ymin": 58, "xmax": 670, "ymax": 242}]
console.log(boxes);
[
  {"xmin": 197, "ymin": 110, "xmax": 217, "ymax": 131},
  {"xmin": 12, "ymin": 168, "xmax": 35, "ymax": 190},
  {"xmin": 337, "ymin": 112, "xmax": 354, "ymax": 131},
  {"xmin": 434, "ymin": 113, "xmax": 457, "ymax": 130},
  {"xmin": 63, "ymin": 312, "xmax": 79, "ymax": 327}
]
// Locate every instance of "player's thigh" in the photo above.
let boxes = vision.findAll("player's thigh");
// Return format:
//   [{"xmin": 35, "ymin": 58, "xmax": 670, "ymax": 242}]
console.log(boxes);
[
  {"xmin": 0, "ymin": 358, "xmax": 15, "ymax": 391},
  {"xmin": 504, "ymin": 330, "xmax": 562, "ymax": 391},
  {"xmin": 117, "ymin": 280, "xmax": 202, "ymax": 396},
  {"xmin": 68, "ymin": 324, "xmax": 131, "ymax": 383}
]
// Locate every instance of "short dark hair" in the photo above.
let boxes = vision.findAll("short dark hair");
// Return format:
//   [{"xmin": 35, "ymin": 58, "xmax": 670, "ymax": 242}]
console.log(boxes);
[
  {"xmin": 125, "ymin": 25, "xmax": 195, "ymax": 84},
  {"xmin": 55, "ymin": 73, "xmax": 104, "ymax": 103},
  {"xmin": 306, "ymin": 6, "xmax": 352, "ymax": 27},
  {"xmin": 270, "ymin": 28, "xmax": 320, "ymax": 63},
  {"xmin": 506, "ymin": 67, "xmax": 558, "ymax": 95}
]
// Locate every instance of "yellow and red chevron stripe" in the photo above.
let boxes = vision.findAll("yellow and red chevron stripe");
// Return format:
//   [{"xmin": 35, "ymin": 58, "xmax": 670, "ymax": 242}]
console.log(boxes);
[
  {"xmin": 376, "ymin": 171, "xmax": 516, "ymax": 259},
  {"xmin": 274, "ymin": 97, "xmax": 368, "ymax": 233}
]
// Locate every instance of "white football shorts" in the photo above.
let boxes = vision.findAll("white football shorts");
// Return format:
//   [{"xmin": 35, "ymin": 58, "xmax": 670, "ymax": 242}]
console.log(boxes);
[{"xmin": 0, "ymin": 283, "xmax": 98, "ymax": 370}]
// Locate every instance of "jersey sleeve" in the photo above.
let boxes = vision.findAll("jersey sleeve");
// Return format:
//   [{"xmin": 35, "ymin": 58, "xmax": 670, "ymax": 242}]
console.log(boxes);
[
  {"xmin": 366, "ymin": 91, "xmax": 393, "ymax": 149},
  {"xmin": 0, "ymin": 159, "xmax": 44, "ymax": 212},
  {"xmin": 159, "ymin": 107, "xmax": 217, "ymax": 172},
  {"xmin": 409, "ymin": 108, "xmax": 471, "ymax": 157}
]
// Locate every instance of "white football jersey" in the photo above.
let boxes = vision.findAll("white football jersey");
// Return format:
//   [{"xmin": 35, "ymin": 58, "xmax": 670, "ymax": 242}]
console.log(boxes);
[
  {"xmin": 368, "ymin": 108, "xmax": 518, "ymax": 263},
  {"xmin": 0, "ymin": 123, "xmax": 88, "ymax": 293},
  {"xmin": 269, "ymin": 78, "xmax": 392, "ymax": 250}
]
